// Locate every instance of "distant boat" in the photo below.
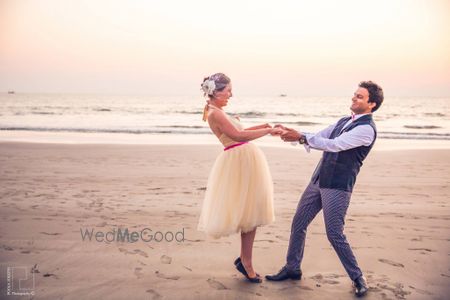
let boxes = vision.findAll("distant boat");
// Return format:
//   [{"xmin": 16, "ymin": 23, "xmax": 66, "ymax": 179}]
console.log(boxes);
[
  {"xmin": 7, "ymin": 90, "xmax": 15, "ymax": 94},
  {"xmin": 279, "ymin": 94, "xmax": 287, "ymax": 97}
]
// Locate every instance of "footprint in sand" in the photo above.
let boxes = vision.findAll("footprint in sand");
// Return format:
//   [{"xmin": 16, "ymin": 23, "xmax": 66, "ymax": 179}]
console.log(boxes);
[
  {"xmin": 118, "ymin": 248, "xmax": 148, "ymax": 258},
  {"xmin": 160, "ymin": 255, "xmax": 172, "ymax": 264},
  {"xmin": 155, "ymin": 271, "xmax": 180, "ymax": 280},
  {"xmin": 184, "ymin": 239, "xmax": 203, "ymax": 243},
  {"xmin": 43, "ymin": 273, "xmax": 58, "ymax": 279},
  {"xmin": 255, "ymin": 239, "xmax": 275, "ymax": 243},
  {"xmin": 376, "ymin": 282, "xmax": 411, "ymax": 299},
  {"xmin": 310, "ymin": 273, "xmax": 341, "ymax": 285},
  {"xmin": 407, "ymin": 248, "xmax": 435, "ymax": 252},
  {"xmin": 133, "ymin": 249, "xmax": 148, "ymax": 257},
  {"xmin": 207, "ymin": 278, "xmax": 228, "ymax": 290},
  {"xmin": 279, "ymin": 286, "xmax": 314, "ymax": 292},
  {"xmin": 134, "ymin": 267, "xmax": 144, "ymax": 279},
  {"xmin": 146, "ymin": 289, "xmax": 162, "ymax": 299},
  {"xmin": 408, "ymin": 285, "xmax": 433, "ymax": 296},
  {"xmin": 275, "ymin": 235, "xmax": 289, "ymax": 241},
  {"xmin": 367, "ymin": 286, "xmax": 382, "ymax": 293},
  {"xmin": 378, "ymin": 259, "xmax": 404, "ymax": 268}
]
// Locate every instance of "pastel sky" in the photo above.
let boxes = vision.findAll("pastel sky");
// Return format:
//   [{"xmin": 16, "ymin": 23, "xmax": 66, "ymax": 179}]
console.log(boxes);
[{"xmin": 1, "ymin": 0, "xmax": 449, "ymax": 96}]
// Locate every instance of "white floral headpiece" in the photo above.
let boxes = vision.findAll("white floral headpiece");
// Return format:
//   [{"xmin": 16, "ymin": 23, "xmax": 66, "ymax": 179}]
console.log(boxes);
[{"xmin": 201, "ymin": 79, "xmax": 216, "ymax": 96}]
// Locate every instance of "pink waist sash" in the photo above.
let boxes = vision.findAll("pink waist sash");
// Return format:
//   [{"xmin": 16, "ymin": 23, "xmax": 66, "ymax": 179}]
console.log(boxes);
[{"xmin": 224, "ymin": 141, "xmax": 248, "ymax": 151}]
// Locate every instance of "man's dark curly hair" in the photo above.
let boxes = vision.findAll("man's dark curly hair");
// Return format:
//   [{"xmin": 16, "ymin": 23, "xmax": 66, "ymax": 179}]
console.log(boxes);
[{"xmin": 359, "ymin": 81, "xmax": 384, "ymax": 112}]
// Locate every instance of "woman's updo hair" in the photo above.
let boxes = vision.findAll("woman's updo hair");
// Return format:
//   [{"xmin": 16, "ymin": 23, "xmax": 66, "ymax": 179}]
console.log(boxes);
[
  {"xmin": 201, "ymin": 72, "xmax": 231, "ymax": 121},
  {"xmin": 201, "ymin": 73, "xmax": 231, "ymax": 98}
]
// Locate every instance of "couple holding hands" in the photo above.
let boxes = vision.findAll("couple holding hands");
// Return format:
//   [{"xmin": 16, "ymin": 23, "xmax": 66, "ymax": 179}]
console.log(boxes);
[{"xmin": 197, "ymin": 73, "xmax": 383, "ymax": 297}]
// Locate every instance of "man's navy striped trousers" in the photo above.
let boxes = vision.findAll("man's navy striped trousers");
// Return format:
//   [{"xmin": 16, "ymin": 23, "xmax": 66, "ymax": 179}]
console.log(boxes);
[{"xmin": 285, "ymin": 180, "xmax": 362, "ymax": 281}]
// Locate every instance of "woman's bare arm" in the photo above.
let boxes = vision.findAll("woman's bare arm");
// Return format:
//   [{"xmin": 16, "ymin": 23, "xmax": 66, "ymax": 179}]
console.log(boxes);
[
  {"xmin": 245, "ymin": 123, "xmax": 272, "ymax": 130},
  {"xmin": 209, "ymin": 112, "xmax": 280, "ymax": 142}
]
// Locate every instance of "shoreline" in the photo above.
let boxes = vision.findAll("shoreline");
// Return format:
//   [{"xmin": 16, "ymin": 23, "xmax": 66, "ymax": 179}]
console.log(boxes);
[{"xmin": 1, "ymin": 130, "xmax": 450, "ymax": 150}]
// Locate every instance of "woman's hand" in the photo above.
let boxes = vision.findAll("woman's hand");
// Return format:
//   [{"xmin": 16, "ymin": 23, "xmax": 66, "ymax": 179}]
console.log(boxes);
[
  {"xmin": 269, "ymin": 127, "xmax": 283, "ymax": 136},
  {"xmin": 274, "ymin": 124, "xmax": 290, "ymax": 130}
]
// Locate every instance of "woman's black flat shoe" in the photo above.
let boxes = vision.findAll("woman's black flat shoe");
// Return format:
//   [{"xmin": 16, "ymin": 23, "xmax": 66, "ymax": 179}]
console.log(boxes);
[
  {"xmin": 234, "ymin": 257, "xmax": 241, "ymax": 266},
  {"xmin": 246, "ymin": 274, "xmax": 262, "ymax": 283},
  {"xmin": 235, "ymin": 259, "xmax": 260, "ymax": 276},
  {"xmin": 236, "ymin": 261, "xmax": 262, "ymax": 283},
  {"xmin": 235, "ymin": 260, "xmax": 246, "ymax": 276}
]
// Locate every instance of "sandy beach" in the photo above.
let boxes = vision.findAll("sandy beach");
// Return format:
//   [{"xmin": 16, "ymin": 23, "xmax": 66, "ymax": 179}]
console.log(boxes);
[{"xmin": 0, "ymin": 142, "xmax": 449, "ymax": 299}]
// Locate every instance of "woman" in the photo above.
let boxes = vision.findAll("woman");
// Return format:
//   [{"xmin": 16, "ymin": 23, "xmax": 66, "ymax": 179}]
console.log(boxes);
[{"xmin": 197, "ymin": 73, "xmax": 281, "ymax": 283}]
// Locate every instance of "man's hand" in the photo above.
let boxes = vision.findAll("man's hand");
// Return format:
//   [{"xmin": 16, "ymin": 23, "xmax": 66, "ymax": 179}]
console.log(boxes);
[{"xmin": 281, "ymin": 128, "xmax": 301, "ymax": 142}]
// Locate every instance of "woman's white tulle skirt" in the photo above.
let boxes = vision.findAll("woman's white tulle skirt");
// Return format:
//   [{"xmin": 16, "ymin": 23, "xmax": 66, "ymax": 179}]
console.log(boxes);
[{"xmin": 197, "ymin": 143, "xmax": 275, "ymax": 239}]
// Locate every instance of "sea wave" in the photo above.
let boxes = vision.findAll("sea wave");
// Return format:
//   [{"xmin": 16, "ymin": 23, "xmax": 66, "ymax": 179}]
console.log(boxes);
[
  {"xmin": 31, "ymin": 111, "xmax": 59, "ymax": 115},
  {"xmin": 423, "ymin": 112, "xmax": 446, "ymax": 117},
  {"xmin": 1, "ymin": 127, "xmax": 449, "ymax": 140},
  {"xmin": 280, "ymin": 121, "xmax": 322, "ymax": 126},
  {"xmin": 93, "ymin": 108, "xmax": 112, "ymax": 112},
  {"xmin": 0, "ymin": 126, "xmax": 210, "ymax": 135},
  {"xmin": 173, "ymin": 110, "xmax": 344, "ymax": 119},
  {"xmin": 378, "ymin": 131, "xmax": 450, "ymax": 140},
  {"xmin": 404, "ymin": 125, "xmax": 441, "ymax": 129}
]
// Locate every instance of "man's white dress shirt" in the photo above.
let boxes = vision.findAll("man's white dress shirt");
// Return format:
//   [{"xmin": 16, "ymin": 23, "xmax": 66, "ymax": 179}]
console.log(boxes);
[{"xmin": 296, "ymin": 113, "xmax": 375, "ymax": 153}]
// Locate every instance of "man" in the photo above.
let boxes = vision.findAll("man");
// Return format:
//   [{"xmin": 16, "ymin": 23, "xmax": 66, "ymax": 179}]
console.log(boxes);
[{"xmin": 266, "ymin": 81, "xmax": 384, "ymax": 297}]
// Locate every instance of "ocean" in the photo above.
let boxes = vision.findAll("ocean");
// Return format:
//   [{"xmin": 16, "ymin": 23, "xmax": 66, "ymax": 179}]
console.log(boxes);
[{"xmin": 1, "ymin": 93, "xmax": 449, "ymax": 144}]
